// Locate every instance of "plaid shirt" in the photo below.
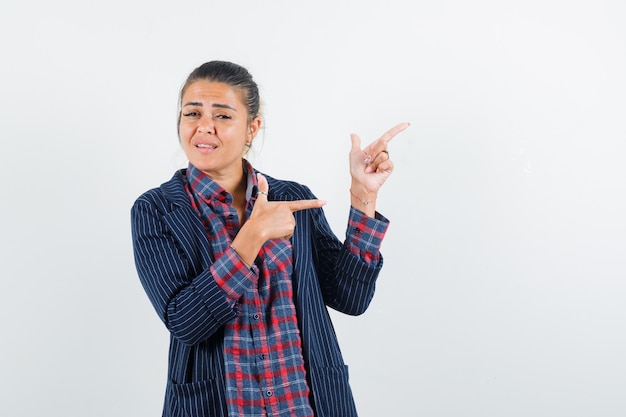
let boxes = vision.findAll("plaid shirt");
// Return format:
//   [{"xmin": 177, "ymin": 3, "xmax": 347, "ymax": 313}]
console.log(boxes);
[{"xmin": 184, "ymin": 161, "xmax": 383, "ymax": 417}]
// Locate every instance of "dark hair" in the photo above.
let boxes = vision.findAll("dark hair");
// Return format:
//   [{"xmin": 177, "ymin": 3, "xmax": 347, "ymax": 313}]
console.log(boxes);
[{"xmin": 177, "ymin": 61, "xmax": 261, "ymax": 132}]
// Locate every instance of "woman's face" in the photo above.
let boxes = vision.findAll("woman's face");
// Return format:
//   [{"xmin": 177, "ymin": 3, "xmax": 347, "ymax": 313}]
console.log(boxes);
[{"xmin": 178, "ymin": 80, "xmax": 260, "ymax": 179}]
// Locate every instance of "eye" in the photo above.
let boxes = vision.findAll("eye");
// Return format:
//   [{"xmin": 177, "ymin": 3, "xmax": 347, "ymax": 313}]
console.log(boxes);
[
  {"xmin": 182, "ymin": 111, "xmax": 200, "ymax": 117},
  {"xmin": 214, "ymin": 113, "xmax": 232, "ymax": 120}
]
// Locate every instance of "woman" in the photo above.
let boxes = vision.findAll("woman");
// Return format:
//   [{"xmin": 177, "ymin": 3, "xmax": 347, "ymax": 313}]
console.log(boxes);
[{"xmin": 131, "ymin": 60, "xmax": 408, "ymax": 417}]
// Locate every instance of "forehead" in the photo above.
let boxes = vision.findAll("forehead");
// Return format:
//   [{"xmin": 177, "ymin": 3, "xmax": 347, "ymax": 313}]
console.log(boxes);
[{"xmin": 182, "ymin": 80, "xmax": 245, "ymax": 107}]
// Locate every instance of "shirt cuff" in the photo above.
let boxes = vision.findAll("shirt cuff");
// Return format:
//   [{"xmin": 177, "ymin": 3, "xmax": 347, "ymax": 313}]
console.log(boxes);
[
  {"xmin": 210, "ymin": 246, "xmax": 258, "ymax": 304},
  {"xmin": 345, "ymin": 206, "xmax": 390, "ymax": 264}
]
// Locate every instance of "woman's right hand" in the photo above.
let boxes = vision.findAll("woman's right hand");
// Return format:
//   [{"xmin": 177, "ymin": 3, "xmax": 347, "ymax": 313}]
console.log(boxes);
[{"xmin": 231, "ymin": 173, "xmax": 326, "ymax": 266}]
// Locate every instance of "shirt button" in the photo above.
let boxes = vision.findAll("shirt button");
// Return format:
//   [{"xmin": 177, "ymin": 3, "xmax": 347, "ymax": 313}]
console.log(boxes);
[
  {"xmin": 259, "ymin": 354, "xmax": 266, "ymax": 360},
  {"xmin": 354, "ymin": 227, "xmax": 361, "ymax": 234},
  {"xmin": 252, "ymin": 313, "xmax": 260, "ymax": 320},
  {"xmin": 266, "ymin": 390, "xmax": 273, "ymax": 397}
]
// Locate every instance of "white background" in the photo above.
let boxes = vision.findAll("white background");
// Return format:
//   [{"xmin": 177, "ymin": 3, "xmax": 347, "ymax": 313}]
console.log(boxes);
[{"xmin": 1, "ymin": 1, "xmax": 625, "ymax": 416}]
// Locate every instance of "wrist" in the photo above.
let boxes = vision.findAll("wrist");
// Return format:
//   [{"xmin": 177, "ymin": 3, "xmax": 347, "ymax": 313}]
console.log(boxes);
[
  {"xmin": 349, "ymin": 187, "xmax": 377, "ymax": 217},
  {"xmin": 349, "ymin": 181, "xmax": 377, "ymax": 202},
  {"xmin": 232, "ymin": 222, "xmax": 265, "ymax": 266},
  {"xmin": 349, "ymin": 189, "xmax": 375, "ymax": 206}
]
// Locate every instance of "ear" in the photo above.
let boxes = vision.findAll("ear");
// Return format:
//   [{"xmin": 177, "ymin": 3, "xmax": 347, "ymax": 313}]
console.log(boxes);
[{"xmin": 247, "ymin": 116, "xmax": 262, "ymax": 143}]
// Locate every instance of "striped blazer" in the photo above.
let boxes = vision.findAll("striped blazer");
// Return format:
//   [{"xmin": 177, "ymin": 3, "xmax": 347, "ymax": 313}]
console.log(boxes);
[{"xmin": 131, "ymin": 169, "xmax": 385, "ymax": 417}]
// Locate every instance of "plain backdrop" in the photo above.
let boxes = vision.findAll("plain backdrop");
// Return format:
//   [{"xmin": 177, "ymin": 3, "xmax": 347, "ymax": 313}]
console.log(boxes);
[{"xmin": 1, "ymin": 1, "xmax": 625, "ymax": 416}]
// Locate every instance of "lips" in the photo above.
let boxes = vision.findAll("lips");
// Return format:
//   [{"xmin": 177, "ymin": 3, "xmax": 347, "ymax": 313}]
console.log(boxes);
[{"xmin": 194, "ymin": 142, "xmax": 218, "ymax": 153}]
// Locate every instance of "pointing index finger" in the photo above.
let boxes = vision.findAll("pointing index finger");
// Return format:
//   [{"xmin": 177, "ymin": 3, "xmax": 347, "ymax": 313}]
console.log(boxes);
[
  {"xmin": 286, "ymin": 199, "xmax": 326, "ymax": 213},
  {"xmin": 362, "ymin": 122, "xmax": 410, "ymax": 163},
  {"xmin": 380, "ymin": 122, "xmax": 411, "ymax": 146}
]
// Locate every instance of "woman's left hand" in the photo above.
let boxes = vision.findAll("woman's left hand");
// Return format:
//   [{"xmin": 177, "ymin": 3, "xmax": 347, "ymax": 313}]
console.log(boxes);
[{"xmin": 349, "ymin": 122, "xmax": 410, "ymax": 195}]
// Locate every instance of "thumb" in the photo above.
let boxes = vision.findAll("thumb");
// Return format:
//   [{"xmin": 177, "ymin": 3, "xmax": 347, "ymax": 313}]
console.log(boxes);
[
  {"xmin": 256, "ymin": 173, "xmax": 269, "ymax": 197},
  {"xmin": 350, "ymin": 133, "xmax": 362, "ymax": 152}
]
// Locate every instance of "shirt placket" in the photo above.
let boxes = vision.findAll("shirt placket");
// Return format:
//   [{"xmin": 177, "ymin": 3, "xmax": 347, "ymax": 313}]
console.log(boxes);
[{"xmin": 249, "ymin": 267, "xmax": 279, "ymax": 415}]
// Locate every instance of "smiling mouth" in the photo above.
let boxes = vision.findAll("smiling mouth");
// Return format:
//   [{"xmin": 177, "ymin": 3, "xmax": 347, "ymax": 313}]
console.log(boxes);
[{"xmin": 196, "ymin": 144, "xmax": 217, "ymax": 150}]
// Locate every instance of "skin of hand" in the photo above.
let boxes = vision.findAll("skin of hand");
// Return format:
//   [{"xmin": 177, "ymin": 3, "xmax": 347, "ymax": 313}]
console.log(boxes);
[
  {"xmin": 349, "ymin": 122, "xmax": 410, "ymax": 216},
  {"xmin": 230, "ymin": 173, "xmax": 326, "ymax": 266},
  {"xmin": 232, "ymin": 122, "xmax": 409, "ymax": 264}
]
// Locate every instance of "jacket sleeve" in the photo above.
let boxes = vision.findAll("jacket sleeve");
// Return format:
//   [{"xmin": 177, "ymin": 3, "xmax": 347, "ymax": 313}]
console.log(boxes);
[
  {"xmin": 131, "ymin": 195, "xmax": 254, "ymax": 346},
  {"xmin": 296, "ymin": 188, "xmax": 389, "ymax": 316}
]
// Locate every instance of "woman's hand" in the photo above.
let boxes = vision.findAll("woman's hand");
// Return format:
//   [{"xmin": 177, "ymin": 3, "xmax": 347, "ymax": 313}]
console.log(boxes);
[
  {"xmin": 232, "ymin": 173, "xmax": 326, "ymax": 266},
  {"xmin": 251, "ymin": 173, "xmax": 325, "ymax": 241},
  {"xmin": 349, "ymin": 122, "xmax": 410, "ymax": 215}
]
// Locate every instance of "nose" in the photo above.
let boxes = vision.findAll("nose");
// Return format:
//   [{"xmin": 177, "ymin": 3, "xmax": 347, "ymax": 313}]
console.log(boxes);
[{"xmin": 198, "ymin": 114, "xmax": 214, "ymax": 134}]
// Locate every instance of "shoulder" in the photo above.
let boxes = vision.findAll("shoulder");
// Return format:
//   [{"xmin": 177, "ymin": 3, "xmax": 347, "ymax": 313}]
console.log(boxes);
[{"xmin": 132, "ymin": 170, "xmax": 189, "ymax": 213}]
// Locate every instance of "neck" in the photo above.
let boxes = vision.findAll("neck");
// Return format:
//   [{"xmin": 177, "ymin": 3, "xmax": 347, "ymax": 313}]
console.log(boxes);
[
  {"xmin": 200, "ymin": 159, "xmax": 247, "ymax": 197},
  {"xmin": 217, "ymin": 173, "xmax": 245, "ymax": 196},
  {"xmin": 207, "ymin": 162, "xmax": 248, "ymax": 212},
  {"xmin": 220, "ymin": 169, "xmax": 247, "ymax": 222}
]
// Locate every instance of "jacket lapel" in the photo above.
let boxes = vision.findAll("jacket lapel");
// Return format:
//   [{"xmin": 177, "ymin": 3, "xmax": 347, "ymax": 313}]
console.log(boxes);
[{"xmin": 160, "ymin": 170, "xmax": 215, "ymax": 273}]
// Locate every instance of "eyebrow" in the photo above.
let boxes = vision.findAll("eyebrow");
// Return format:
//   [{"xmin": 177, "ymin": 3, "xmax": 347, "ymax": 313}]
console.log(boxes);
[{"xmin": 182, "ymin": 101, "xmax": 237, "ymax": 111}]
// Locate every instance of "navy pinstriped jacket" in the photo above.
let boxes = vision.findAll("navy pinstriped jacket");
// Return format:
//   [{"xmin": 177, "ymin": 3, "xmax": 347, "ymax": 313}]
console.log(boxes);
[{"xmin": 131, "ymin": 169, "xmax": 387, "ymax": 417}]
